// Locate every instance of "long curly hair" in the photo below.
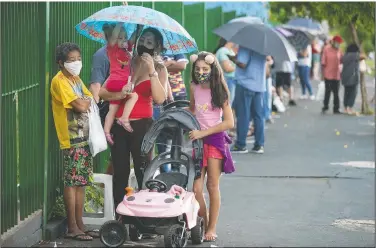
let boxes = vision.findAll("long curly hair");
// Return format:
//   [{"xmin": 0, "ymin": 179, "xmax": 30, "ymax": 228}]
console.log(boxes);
[{"xmin": 191, "ymin": 51, "xmax": 229, "ymax": 109}]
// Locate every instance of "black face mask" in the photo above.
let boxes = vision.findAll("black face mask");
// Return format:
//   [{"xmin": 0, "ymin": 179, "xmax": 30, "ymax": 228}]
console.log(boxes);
[{"xmin": 137, "ymin": 45, "xmax": 154, "ymax": 56}]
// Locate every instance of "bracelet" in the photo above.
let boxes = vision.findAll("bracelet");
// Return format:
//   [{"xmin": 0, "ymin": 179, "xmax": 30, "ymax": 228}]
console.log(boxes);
[{"xmin": 149, "ymin": 71, "xmax": 158, "ymax": 78}]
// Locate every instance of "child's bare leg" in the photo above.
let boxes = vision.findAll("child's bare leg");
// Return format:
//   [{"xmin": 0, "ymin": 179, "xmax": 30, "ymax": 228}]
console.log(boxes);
[
  {"xmin": 104, "ymin": 104, "xmax": 119, "ymax": 145},
  {"xmin": 118, "ymin": 93, "xmax": 138, "ymax": 132},
  {"xmin": 193, "ymin": 168, "xmax": 208, "ymax": 230},
  {"xmin": 205, "ymin": 158, "xmax": 222, "ymax": 241}
]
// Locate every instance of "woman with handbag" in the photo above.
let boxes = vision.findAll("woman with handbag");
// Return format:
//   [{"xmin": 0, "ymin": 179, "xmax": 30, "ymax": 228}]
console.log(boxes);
[{"xmin": 341, "ymin": 44, "xmax": 367, "ymax": 115}]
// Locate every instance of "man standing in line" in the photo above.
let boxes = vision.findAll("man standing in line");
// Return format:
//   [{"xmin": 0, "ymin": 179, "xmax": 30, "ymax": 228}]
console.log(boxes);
[
  {"xmin": 229, "ymin": 47, "xmax": 266, "ymax": 154},
  {"xmin": 89, "ymin": 45, "xmax": 114, "ymax": 174},
  {"xmin": 321, "ymin": 35, "xmax": 344, "ymax": 114},
  {"xmin": 164, "ymin": 54, "xmax": 189, "ymax": 101},
  {"xmin": 274, "ymin": 60, "xmax": 297, "ymax": 106}
]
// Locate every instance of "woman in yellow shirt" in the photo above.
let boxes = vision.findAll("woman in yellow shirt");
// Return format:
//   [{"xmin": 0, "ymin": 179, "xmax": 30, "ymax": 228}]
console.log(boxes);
[{"xmin": 50, "ymin": 42, "xmax": 97, "ymax": 241}]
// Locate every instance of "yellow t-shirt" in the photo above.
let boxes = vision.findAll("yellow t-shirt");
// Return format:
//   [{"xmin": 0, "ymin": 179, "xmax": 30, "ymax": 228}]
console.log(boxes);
[{"xmin": 50, "ymin": 71, "xmax": 93, "ymax": 149}]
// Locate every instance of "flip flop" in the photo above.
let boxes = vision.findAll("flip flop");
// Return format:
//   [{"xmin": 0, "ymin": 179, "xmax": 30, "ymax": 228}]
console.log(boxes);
[
  {"xmin": 85, "ymin": 229, "xmax": 100, "ymax": 238},
  {"xmin": 65, "ymin": 233, "xmax": 93, "ymax": 241}
]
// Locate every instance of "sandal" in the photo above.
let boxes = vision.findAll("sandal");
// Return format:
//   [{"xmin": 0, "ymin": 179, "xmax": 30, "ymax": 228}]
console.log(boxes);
[
  {"xmin": 117, "ymin": 119, "xmax": 133, "ymax": 133},
  {"xmin": 65, "ymin": 233, "xmax": 93, "ymax": 241},
  {"xmin": 85, "ymin": 229, "xmax": 100, "ymax": 238},
  {"xmin": 105, "ymin": 133, "xmax": 114, "ymax": 145}
]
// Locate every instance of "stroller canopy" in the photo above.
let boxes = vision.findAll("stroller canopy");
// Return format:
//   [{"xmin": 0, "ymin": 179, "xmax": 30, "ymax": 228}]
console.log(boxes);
[{"xmin": 141, "ymin": 108, "xmax": 203, "ymax": 159}]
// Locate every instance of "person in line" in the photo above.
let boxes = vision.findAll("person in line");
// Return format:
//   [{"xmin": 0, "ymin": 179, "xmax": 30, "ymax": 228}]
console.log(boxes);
[
  {"xmin": 102, "ymin": 22, "xmax": 140, "ymax": 143},
  {"xmin": 214, "ymin": 38, "xmax": 237, "ymax": 106},
  {"xmin": 188, "ymin": 52, "xmax": 234, "ymax": 242},
  {"xmin": 214, "ymin": 39, "xmax": 238, "ymax": 137},
  {"xmin": 311, "ymin": 38, "xmax": 322, "ymax": 81},
  {"xmin": 341, "ymin": 43, "xmax": 366, "ymax": 115},
  {"xmin": 274, "ymin": 60, "xmax": 297, "ymax": 106},
  {"xmin": 321, "ymin": 35, "xmax": 344, "ymax": 114},
  {"xmin": 50, "ymin": 42, "xmax": 97, "ymax": 241},
  {"xmin": 89, "ymin": 43, "xmax": 113, "ymax": 174},
  {"xmin": 264, "ymin": 56, "xmax": 275, "ymax": 123},
  {"xmin": 298, "ymin": 44, "xmax": 315, "ymax": 100},
  {"xmin": 229, "ymin": 47, "xmax": 266, "ymax": 154},
  {"xmin": 99, "ymin": 27, "xmax": 168, "ymax": 208},
  {"xmin": 153, "ymin": 53, "xmax": 189, "ymax": 173},
  {"xmin": 164, "ymin": 53, "xmax": 189, "ymax": 101}
]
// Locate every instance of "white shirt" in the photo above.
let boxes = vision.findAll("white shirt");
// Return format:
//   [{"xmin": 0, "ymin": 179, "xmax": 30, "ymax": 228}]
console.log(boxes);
[
  {"xmin": 274, "ymin": 60, "xmax": 293, "ymax": 73},
  {"xmin": 298, "ymin": 44, "xmax": 312, "ymax": 67}
]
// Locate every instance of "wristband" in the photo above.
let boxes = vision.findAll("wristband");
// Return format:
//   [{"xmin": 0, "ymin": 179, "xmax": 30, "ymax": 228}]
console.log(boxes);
[{"xmin": 149, "ymin": 71, "xmax": 158, "ymax": 78}]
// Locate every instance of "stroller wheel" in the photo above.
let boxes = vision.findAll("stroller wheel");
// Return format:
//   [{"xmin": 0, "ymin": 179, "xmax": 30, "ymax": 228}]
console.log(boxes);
[
  {"xmin": 164, "ymin": 224, "xmax": 188, "ymax": 248},
  {"xmin": 100, "ymin": 220, "xmax": 127, "ymax": 247},
  {"xmin": 191, "ymin": 217, "xmax": 205, "ymax": 244},
  {"xmin": 129, "ymin": 224, "xmax": 143, "ymax": 241}
]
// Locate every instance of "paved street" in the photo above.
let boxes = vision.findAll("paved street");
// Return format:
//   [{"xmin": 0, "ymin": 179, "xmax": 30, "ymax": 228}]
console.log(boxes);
[{"xmin": 35, "ymin": 80, "xmax": 375, "ymax": 247}]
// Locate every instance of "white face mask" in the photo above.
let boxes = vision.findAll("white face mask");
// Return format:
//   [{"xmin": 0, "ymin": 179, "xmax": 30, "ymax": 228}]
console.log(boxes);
[{"xmin": 64, "ymin": 61, "xmax": 82, "ymax": 76}]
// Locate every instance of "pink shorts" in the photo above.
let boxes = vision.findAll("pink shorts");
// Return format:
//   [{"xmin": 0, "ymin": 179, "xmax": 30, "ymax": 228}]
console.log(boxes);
[{"xmin": 202, "ymin": 144, "xmax": 223, "ymax": 167}]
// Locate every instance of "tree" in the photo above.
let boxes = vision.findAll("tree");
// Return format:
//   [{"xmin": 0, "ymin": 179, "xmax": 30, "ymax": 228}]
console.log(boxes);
[{"xmin": 269, "ymin": 2, "xmax": 375, "ymax": 115}]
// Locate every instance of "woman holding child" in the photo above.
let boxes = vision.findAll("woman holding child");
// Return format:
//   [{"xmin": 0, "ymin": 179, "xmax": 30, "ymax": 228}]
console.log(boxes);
[{"xmin": 99, "ymin": 26, "xmax": 168, "ymax": 209}]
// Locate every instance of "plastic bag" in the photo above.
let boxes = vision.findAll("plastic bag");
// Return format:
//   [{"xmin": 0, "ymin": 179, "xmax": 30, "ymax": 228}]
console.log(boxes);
[
  {"xmin": 359, "ymin": 60, "xmax": 367, "ymax": 72},
  {"xmin": 88, "ymin": 100, "xmax": 108, "ymax": 157},
  {"xmin": 316, "ymin": 81, "xmax": 325, "ymax": 101}
]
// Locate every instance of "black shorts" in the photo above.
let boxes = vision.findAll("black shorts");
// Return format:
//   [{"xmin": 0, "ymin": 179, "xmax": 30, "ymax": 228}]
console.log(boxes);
[{"xmin": 276, "ymin": 72, "xmax": 291, "ymax": 88}]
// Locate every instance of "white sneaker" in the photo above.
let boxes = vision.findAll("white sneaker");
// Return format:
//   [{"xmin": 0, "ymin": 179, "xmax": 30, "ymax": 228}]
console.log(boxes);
[
  {"xmin": 299, "ymin": 95, "xmax": 308, "ymax": 100},
  {"xmin": 310, "ymin": 95, "xmax": 316, "ymax": 100}
]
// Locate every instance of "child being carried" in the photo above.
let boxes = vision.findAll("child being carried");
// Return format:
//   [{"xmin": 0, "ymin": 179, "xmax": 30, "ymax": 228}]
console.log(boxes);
[{"xmin": 102, "ymin": 22, "xmax": 141, "ymax": 145}]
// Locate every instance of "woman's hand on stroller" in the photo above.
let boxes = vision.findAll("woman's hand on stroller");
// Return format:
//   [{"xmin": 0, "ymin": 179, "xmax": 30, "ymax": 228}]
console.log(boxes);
[{"xmin": 189, "ymin": 130, "xmax": 205, "ymax": 141}]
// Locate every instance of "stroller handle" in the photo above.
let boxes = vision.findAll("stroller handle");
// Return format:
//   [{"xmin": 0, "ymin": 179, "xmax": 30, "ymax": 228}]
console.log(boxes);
[{"xmin": 163, "ymin": 100, "xmax": 190, "ymax": 111}]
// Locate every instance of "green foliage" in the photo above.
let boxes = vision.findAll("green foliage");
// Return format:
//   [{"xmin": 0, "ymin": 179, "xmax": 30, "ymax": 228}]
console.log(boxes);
[
  {"xmin": 269, "ymin": 2, "xmax": 375, "ymax": 52},
  {"xmin": 48, "ymin": 184, "xmax": 105, "ymax": 220}
]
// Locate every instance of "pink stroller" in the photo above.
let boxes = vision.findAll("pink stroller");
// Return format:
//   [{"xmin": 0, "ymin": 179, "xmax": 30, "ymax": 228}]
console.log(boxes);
[{"xmin": 99, "ymin": 108, "xmax": 204, "ymax": 247}]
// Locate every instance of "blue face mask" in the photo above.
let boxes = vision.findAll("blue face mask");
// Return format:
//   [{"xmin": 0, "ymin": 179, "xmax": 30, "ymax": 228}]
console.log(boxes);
[{"xmin": 195, "ymin": 72, "xmax": 211, "ymax": 84}]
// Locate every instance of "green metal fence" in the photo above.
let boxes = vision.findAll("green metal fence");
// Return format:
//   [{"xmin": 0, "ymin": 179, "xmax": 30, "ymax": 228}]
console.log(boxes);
[
  {"xmin": 0, "ymin": 1, "xmax": 245, "ymax": 236},
  {"xmin": 206, "ymin": 7, "xmax": 224, "ymax": 54}
]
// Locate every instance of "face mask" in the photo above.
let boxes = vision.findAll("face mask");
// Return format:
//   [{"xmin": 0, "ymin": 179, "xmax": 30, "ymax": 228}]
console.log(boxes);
[
  {"xmin": 137, "ymin": 45, "xmax": 154, "ymax": 56},
  {"xmin": 195, "ymin": 72, "xmax": 211, "ymax": 84},
  {"xmin": 333, "ymin": 42, "xmax": 340, "ymax": 49},
  {"xmin": 64, "ymin": 61, "xmax": 82, "ymax": 76}
]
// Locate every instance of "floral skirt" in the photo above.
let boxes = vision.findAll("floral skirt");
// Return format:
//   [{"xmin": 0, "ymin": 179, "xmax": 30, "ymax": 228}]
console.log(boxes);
[{"xmin": 63, "ymin": 145, "xmax": 94, "ymax": 187}]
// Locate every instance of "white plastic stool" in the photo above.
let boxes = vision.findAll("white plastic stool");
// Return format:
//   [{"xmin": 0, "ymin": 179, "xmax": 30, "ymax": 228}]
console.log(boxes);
[{"xmin": 83, "ymin": 173, "xmax": 115, "ymax": 225}]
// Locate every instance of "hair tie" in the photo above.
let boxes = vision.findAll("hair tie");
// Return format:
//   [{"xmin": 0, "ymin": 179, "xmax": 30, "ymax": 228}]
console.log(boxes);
[
  {"xmin": 204, "ymin": 54, "xmax": 215, "ymax": 64},
  {"xmin": 190, "ymin": 54, "xmax": 198, "ymax": 63}
]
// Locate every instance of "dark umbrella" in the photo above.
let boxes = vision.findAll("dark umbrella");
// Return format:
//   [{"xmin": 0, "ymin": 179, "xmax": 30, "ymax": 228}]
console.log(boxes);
[
  {"xmin": 213, "ymin": 16, "xmax": 297, "ymax": 62},
  {"xmin": 279, "ymin": 27, "xmax": 313, "ymax": 51}
]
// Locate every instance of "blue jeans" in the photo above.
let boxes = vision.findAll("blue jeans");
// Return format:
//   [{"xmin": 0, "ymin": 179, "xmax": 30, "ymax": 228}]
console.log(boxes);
[
  {"xmin": 298, "ymin": 65, "xmax": 313, "ymax": 96},
  {"xmin": 234, "ymin": 84, "xmax": 265, "ymax": 148},
  {"xmin": 225, "ymin": 76, "xmax": 236, "ymax": 107},
  {"xmin": 264, "ymin": 77, "xmax": 272, "ymax": 121}
]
